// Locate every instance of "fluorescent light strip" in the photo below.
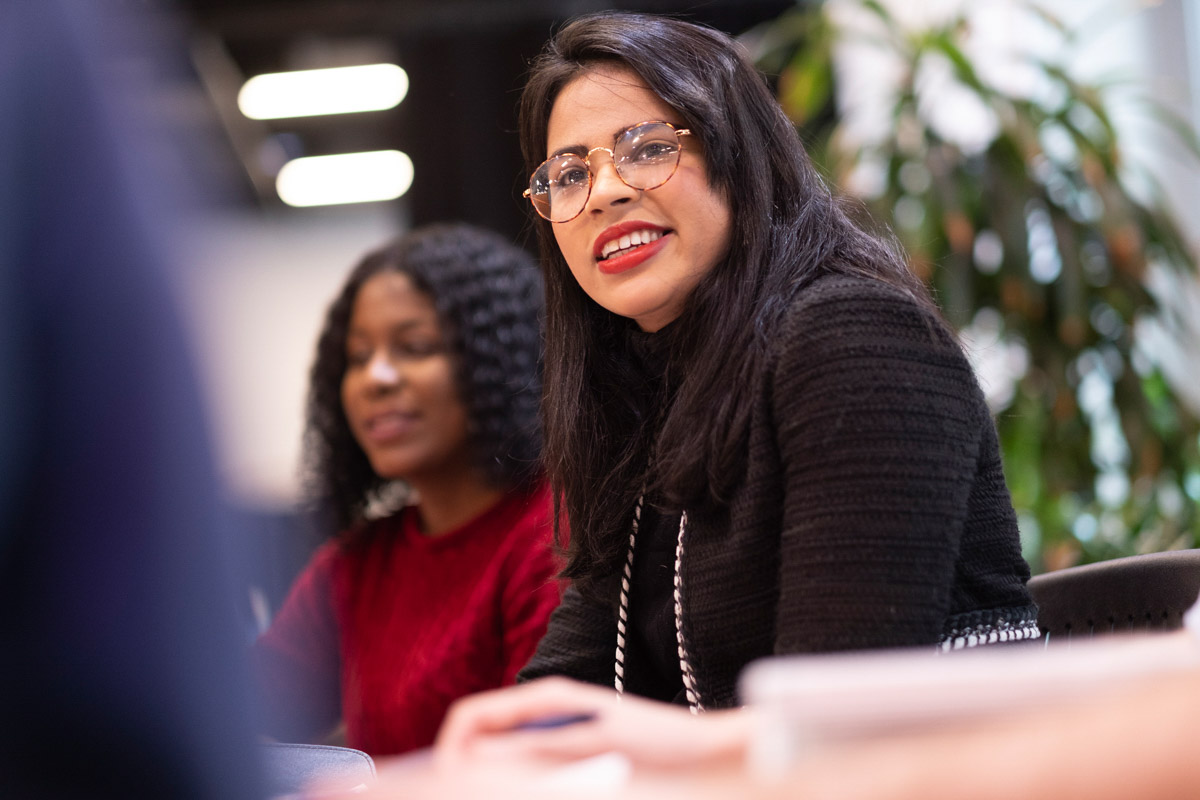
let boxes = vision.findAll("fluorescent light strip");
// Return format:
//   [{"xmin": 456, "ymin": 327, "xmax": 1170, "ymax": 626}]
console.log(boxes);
[
  {"xmin": 238, "ymin": 63, "xmax": 409, "ymax": 120},
  {"xmin": 276, "ymin": 150, "xmax": 414, "ymax": 207}
]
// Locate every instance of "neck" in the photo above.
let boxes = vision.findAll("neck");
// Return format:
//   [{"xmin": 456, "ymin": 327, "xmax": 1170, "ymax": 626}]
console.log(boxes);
[{"xmin": 407, "ymin": 469, "xmax": 506, "ymax": 536}]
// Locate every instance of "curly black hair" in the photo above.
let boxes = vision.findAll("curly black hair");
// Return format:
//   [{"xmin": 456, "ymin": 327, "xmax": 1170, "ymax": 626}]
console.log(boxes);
[{"xmin": 304, "ymin": 222, "xmax": 544, "ymax": 532}]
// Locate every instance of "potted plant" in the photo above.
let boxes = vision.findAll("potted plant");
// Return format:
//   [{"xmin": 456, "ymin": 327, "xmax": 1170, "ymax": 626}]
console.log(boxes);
[{"xmin": 747, "ymin": 0, "xmax": 1200, "ymax": 571}]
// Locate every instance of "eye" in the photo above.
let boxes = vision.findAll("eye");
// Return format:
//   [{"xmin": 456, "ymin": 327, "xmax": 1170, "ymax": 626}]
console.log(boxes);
[
  {"xmin": 544, "ymin": 154, "xmax": 589, "ymax": 188},
  {"xmin": 345, "ymin": 345, "xmax": 371, "ymax": 368},
  {"xmin": 395, "ymin": 339, "xmax": 444, "ymax": 359},
  {"xmin": 553, "ymin": 165, "xmax": 590, "ymax": 189},
  {"xmin": 629, "ymin": 139, "xmax": 678, "ymax": 163}
]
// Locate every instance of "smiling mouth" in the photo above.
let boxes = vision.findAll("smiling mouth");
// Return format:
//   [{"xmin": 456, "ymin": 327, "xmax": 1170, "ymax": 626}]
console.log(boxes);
[
  {"xmin": 365, "ymin": 411, "xmax": 418, "ymax": 441},
  {"xmin": 598, "ymin": 228, "xmax": 668, "ymax": 261}
]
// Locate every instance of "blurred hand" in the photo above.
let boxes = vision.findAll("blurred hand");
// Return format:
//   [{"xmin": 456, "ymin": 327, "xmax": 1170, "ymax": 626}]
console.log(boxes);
[
  {"xmin": 433, "ymin": 677, "xmax": 754, "ymax": 771},
  {"xmin": 313, "ymin": 760, "xmax": 757, "ymax": 800},
  {"xmin": 313, "ymin": 679, "xmax": 756, "ymax": 800}
]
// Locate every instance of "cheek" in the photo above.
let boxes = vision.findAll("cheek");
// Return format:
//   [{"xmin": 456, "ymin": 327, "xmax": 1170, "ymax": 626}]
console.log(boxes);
[
  {"xmin": 339, "ymin": 375, "xmax": 357, "ymax": 421},
  {"xmin": 426, "ymin": 361, "xmax": 469, "ymax": 423},
  {"xmin": 552, "ymin": 229, "xmax": 596, "ymax": 299},
  {"xmin": 339, "ymin": 375, "xmax": 373, "ymax": 454},
  {"xmin": 433, "ymin": 392, "xmax": 472, "ymax": 454},
  {"xmin": 692, "ymin": 189, "xmax": 733, "ymax": 264},
  {"xmin": 551, "ymin": 224, "xmax": 568, "ymax": 253},
  {"xmin": 709, "ymin": 208, "xmax": 733, "ymax": 261},
  {"xmin": 553, "ymin": 224, "xmax": 589, "ymax": 271}
]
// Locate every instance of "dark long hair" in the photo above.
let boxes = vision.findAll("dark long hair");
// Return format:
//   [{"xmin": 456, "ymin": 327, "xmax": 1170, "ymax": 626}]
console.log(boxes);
[
  {"xmin": 520, "ymin": 12, "xmax": 931, "ymax": 588},
  {"xmin": 304, "ymin": 222, "xmax": 544, "ymax": 532}
]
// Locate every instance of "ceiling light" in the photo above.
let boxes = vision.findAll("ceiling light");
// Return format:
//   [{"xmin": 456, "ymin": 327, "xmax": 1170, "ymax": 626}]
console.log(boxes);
[
  {"xmin": 276, "ymin": 150, "xmax": 414, "ymax": 207},
  {"xmin": 238, "ymin": 64, "xmax": 408, "ymax": 120}
]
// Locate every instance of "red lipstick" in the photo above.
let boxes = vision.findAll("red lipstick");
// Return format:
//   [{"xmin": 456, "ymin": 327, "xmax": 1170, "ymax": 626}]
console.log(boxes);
[{"xmin": 593, "ymin": 221, "xmax": 670, "ymax": 275}]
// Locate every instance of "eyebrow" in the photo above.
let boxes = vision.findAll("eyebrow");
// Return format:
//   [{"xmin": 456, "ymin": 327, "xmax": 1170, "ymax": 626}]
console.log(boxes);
[
  {"xmin": 548, "ymin": 143, "xmax": 588, "ymax": 159},
  {"xmin": 547, "ymin": 122, "xmax": 655, "ymax": 160},
  {"xmin": 346, "ymin": 318, "xmax": 430, "ymax": 339}
]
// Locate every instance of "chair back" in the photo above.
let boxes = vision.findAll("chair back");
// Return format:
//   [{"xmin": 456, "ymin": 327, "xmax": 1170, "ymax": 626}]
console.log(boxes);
[
  {"xmin": 1028, "ymin": 549, "xmax": 1200, "ymax": 640},
  {"xmin": 260, "ymin": 742, "xmax": 376, "ymax": 797}
]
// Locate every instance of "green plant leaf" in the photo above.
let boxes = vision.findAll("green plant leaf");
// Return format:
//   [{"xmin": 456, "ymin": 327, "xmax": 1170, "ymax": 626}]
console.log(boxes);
[
  {"xmin": 753, "ymin": 0, "xmax": 1200, "ymax": 569},
  {"xmin": 780, "ymin": 47, "xmax": 833, "ymax": 125}
]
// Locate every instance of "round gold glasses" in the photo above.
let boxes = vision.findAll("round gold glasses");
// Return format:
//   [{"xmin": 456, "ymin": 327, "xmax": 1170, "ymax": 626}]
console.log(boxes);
[{"xmin": 524, "ymin": 120, "xmax": 692, "ymax": 223}]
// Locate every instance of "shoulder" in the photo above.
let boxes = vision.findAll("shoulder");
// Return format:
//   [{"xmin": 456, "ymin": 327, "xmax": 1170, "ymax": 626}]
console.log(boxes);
[
  {"xmin": 767, "ymin": 274, "xmax": 985, "ymax": 417},
  {"xmin": 265, "ymin": 537, "xmax": 351, "ymax": 618},
  {"xmin": 315, "ymin": 512, "xmax": 408, "ymax": 571},
  {"xmin": 771, "ymin": 274, "xmax": 960, "ymax": 368},
  {"xmin": 491, "ymin": 483, "xmax": 564, "ymax": 587},
  {"xmin": 450, "ymin": 482, "xmax": 557, "ymax": 570},
  {"xmin": 781, "ymin": 273, "xmax": 946, "ymax": 338},
  {"xmin": 288, "ymin": 536, "xmax": 359, "ymax": 597},
  {"xmin": 302, "ymin": 538, "xmax": 347, "ymax": 578},
  {"xmin": 495, "ymin": 481, "xmax": 558, "ymax": 556},
  {"xmin": 497, "ymin": 480, "xmax": 554, "ymax": 531}
]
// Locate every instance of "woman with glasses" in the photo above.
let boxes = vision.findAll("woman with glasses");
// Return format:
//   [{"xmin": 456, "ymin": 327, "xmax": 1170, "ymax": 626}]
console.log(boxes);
[
  {"xmin": 440, "ymin": 10, "xmax": 1039, "ymax": 731},
  {"xmin": 251, "ymin": 223, "xmax": 560, "ymax": 755}
]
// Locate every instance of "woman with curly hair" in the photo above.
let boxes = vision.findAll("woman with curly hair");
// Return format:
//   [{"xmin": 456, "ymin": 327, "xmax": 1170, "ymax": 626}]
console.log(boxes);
[{"xmin": 252, "ymin": 222, "xmax": 558, "ymax": 756}]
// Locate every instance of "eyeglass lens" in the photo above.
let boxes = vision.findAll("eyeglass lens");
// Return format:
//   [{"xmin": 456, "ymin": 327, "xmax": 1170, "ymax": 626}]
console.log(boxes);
[{"xmin": 529, "ymin": 122, "xmax": 685, "ymax": 222}]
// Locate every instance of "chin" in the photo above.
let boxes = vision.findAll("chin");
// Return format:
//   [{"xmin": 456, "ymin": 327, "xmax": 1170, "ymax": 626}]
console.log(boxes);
[
  {"xmin": 622, "ymin": 304, "xmax": 675, "ymax": 332},
  {"xmin": 366, "ymin": 454, "xmax": 419, "ymax": 483},
  {"xmin": 601, "ymin": 295, "xmax": 659, "ymax": 322}
]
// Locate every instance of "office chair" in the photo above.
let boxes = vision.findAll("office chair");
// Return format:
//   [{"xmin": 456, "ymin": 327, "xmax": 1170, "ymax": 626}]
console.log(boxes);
[{"xmin": 1028, "ymin": 549, "xmax": 1200, "ymax": 640}]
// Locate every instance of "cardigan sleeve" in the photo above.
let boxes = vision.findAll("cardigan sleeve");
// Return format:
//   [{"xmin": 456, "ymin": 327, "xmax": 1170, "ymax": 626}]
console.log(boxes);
[
  {"xmin": 770, "ymin": 279, "xmax": 987, "ymax": 653},
  {"xmin": 251, "ymin": 542, "xmax": 344, "ymax": 742},
  {"xmin": 517, "ymin": 582, "xmax": 618, "ymax": 687}
]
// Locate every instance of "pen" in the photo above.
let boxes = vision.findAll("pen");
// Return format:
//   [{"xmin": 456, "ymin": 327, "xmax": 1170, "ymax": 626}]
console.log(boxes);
[{"xmin": 512, "ymin": 712, "xmax": 597, "ymax": 731}]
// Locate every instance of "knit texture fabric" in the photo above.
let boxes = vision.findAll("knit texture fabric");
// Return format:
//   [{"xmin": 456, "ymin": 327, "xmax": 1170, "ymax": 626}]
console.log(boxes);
[
  {"xmin": 253, "ymin": 484, "xmax": 560, "ymax": 755},
  {"xmin": 520, "ymin": 275, "xmax": 1035, "ymax": 707}
]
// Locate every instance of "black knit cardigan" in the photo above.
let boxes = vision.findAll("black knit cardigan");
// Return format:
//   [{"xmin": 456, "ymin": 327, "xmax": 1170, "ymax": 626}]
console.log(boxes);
[{"xmin": 520, "ymin": 274, "xmax": 1038, "ymax": 708}]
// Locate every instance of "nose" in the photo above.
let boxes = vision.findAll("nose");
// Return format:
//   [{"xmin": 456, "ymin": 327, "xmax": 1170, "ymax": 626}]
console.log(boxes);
[
  {"xmin": 584, "ymin": 147, "xmax": 635, "ymax": 214},
  {"xmin": 365, "ymin": 350, "xmax": 400, "ymax": 391}
]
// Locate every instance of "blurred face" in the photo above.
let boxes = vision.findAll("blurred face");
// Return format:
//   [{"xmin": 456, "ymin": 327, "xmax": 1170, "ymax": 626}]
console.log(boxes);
[
  {"xmin": 340, "ymin": 271, "xmax": 472, "ymax": 484},
  {"xmin": 546, "ymin": 64, "xmax": 733, "ymax": 332}
]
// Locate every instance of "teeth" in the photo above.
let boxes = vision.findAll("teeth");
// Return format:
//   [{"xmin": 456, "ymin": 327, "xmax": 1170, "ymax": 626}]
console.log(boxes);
[{"xmin": 600, "ymin": 229, "xmax": 662, "ymax": 260}]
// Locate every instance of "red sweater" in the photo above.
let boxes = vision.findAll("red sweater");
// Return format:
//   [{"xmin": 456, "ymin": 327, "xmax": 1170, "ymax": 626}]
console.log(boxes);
[{"xmin": 252, "ymin": 484, "xmax": 561, "ymax": 755}]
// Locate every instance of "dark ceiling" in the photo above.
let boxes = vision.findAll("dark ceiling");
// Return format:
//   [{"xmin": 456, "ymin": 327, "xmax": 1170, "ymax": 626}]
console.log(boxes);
[{"xmin": 177, "ymin": 0, "xmax": 796, "ymax": 244}]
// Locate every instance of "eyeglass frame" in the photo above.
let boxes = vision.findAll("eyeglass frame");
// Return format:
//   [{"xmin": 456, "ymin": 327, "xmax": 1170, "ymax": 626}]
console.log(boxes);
[{"xmin": 522, "ymin": 120, "xmax": 693, "ymax": 223}]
